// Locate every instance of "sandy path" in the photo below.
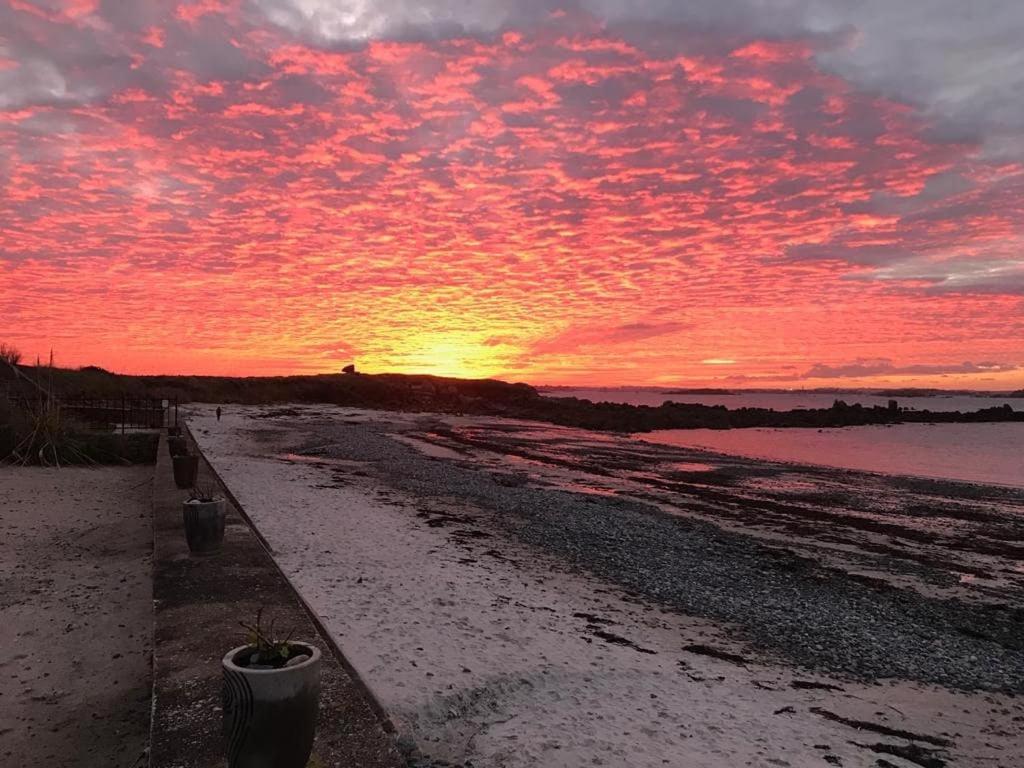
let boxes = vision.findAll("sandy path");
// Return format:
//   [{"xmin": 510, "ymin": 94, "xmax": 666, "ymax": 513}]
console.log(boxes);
[
  {"xmin": 0, "ymin": 466, "xmax": 153, "ymax": 768},
  {"xmin": 191, "ymin": 405, "xmax": 1023, "ymax": 768}
]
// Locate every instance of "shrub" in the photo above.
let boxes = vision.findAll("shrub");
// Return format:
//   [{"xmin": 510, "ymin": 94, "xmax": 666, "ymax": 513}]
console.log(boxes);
[
  {"xmin": 2, "ymin": 354, "xmax": 159, "ymax": 466},
  {"xmin": 0, "ymin": 342, "xmax": 21, "ymax": 367}
]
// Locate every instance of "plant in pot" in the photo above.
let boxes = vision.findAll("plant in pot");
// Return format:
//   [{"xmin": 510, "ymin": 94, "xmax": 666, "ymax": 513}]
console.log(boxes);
[
  {"xmin": 172, "ymin": 451, "xmax": 199, "ymax": 489},
  {"xmin": 223, "ymin": 608, "xmax": 322, "ymax": 768},
  {"xmin": 182, "ymin": 483, "xmax": 226, "ymax": 554},
  {"xmin": 168, "ymin": 434, "xmax": 188, "ymax": 456},
  {"xmin": 167, "ymin": 425, "xmax": 182, "ymax": 437}
]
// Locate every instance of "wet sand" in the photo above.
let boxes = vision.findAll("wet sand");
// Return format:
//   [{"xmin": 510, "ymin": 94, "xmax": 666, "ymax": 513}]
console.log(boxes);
[
  {"xmin": 638, "ymin": 422, "xmax": 1024, "ymax": 488},
  {"xmin": 0, "ymin": 466, "xmax": 153, "ymax": 768},
  {"xmin": 190, "ymin": 404, "xmax": 1024, "ymax": 768}
]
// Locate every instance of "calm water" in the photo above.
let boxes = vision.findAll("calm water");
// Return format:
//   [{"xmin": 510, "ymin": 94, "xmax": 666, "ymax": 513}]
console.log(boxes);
[
  {"xmin": 637, "ymin": 423, "xmax": 1024, "ymax": 488},
  {"xmin": 541, "ymin": 387, "xmax": 1021, "ymax": 413}
]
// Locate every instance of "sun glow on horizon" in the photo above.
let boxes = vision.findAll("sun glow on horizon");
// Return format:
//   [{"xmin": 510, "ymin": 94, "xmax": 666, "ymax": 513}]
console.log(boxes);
[{"xmin": 373, "ymin": 336, "xmax": 504, "ymax": 380}]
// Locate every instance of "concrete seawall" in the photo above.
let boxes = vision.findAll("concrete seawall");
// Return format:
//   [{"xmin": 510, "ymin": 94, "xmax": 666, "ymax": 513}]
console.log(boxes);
[{"xmin": 149, "ymin": 429, "xmax": 403, "ymax": 768}]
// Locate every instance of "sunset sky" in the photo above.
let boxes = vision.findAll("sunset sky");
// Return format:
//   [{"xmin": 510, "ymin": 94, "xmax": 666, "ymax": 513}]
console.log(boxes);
[{"xmin": 2, "ymin": 1, "xmax": 1022, "ymax": 388}]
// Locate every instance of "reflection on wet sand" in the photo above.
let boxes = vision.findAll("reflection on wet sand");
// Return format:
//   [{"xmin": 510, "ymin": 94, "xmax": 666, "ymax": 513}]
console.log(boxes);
[
  {"xmin": 408, "ymin": 417, "xmax": 1024, "ymax": 604},
  {"xmin": 190, "ymin": 405, "xmax": 1024, "ymax": 768}
]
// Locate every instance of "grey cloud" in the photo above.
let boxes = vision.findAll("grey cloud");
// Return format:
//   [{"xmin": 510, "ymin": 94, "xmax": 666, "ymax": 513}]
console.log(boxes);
[
  {"xmin": 808, "ymin": 1, "xmax": 1024, "ymax": 157},
  {"xmin": 803, "ymin": 359, "xmax": 1019, "ymax": 379},
  {"xmin": 6, "ymin": 0, "xmax": 1024, "ymax": 163},
  {"xmin": 922, "ymin": 274, "xmax": 1024, "ymax": 297},
  {"xmin": 0, "ymin": 56, "xmax": 84, "ymax": 109},
  {"xmin": 246, "ymin": 0, "xmax": 564, "ymax": 43},
  {"xmin": 841, "ymin": 173, "xmax": 977, "ymax": 219},
  {"xmin": 784, "ymin": 244, "xmax": 917, "ymax": 266},
  {"xmin": 247, "ymin": 0, "xmax": 1024, "ymax": 160},
  {"xmin": 0, "ymin": 3, "xmax": 266, "ymax": 117},
  {"xmin": 245, "ymin": 0, "xmax": 820, "ymax": 45},
  {"xmin": 848, "ymin": 256, "xmax": 1024, "ymax": 296}
]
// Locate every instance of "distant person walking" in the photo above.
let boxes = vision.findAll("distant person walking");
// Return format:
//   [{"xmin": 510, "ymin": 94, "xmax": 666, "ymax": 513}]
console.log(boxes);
[{"xmin": 216, "ymin": 406, "xmax": 222, "ymax": 422}]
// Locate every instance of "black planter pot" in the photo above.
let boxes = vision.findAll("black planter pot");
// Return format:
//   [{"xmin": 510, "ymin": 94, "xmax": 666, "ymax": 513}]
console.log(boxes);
[
  {"xmin": 182, "ymin": 499, "xmax": 226, "ymax": 554},
  {"xmin": 172, "ymin": 454, "xmax": 199, "ymax": 489},
  {"xmin": 223, "ymin": 644, "xmax": 322, "ymax": 768},
  {"xmin": 168, "ymin": 425, "xmax": 182, "ymax": 437},
  {"xmin": 168, "ymin": 436, "xmax": 188, "ymax": 456}
]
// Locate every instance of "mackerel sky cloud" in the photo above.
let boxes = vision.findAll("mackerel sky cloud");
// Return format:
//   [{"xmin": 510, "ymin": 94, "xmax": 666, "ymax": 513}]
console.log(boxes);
[{"xmin": 1, "ymin": 0, "xmax": 1022, "ymax": 386}]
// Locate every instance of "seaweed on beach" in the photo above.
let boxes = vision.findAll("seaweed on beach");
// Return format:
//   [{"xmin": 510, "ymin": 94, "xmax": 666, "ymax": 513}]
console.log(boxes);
[{"xmin": 301, "ymin": 416, "xmax": 1024, "ymax": 694}]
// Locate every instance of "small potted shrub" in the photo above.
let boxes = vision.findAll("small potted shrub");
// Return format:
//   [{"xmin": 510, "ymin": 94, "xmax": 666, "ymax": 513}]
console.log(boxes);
[
  {"xmin": 168, "ymin": 435, "xmax": 188, "ymax": 456},
  {"xmin": 172, "ymin": 452, "xmax": 199, "ymax": 489},
  {"xmin": 168, "ymin": 425, "xmax": 182, "ymax": 437},
  {"xmin": 182, "ymin": 483, "xmax": 226, "ymax": 554},
  {"xmin": 223, "ymin": 609, "xmax": 322, "ymax": 768}
]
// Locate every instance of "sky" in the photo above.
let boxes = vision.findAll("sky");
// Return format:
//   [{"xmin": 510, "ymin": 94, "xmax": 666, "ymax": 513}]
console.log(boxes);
[{"xmin": 1, "ymin": 0, "xmax": 1022, "ymax": 388}]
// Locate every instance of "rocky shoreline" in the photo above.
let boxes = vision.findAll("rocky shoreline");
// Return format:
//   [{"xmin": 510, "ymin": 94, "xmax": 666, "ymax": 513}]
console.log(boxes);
[
  {"xmin": 9, "ymin": 364, "xmax": 1023, "ymax": 435},
  {"xmin": 289, "ymin": 414, "xmax": 1024, "ymax": 694},
  {"xmin": 189, "ymin": 403, "xmax": 1024, "ymax": 767}
]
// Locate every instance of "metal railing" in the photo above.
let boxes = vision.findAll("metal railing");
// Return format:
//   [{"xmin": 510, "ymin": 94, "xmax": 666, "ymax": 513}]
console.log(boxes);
[{"xmin": 9, "ymin": 396, "xmax": 178, "ymax": 433}]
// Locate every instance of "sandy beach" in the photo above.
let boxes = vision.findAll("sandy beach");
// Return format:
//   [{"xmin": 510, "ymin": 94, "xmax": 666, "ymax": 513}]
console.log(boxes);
[
  {"xmin": 189, "ymin": 403, "xmax": 1024, "ymax": 768},
  {"xmin": 0, "ymin": 466, "xmax": 153, "ymax": 768},
  {"xmin": 6, "ymin": 0, "xmax": 1024, "ymax": 763}
]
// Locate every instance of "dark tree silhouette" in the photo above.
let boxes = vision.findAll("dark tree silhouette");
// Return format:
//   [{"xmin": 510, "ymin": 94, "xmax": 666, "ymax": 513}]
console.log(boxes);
[{"xmin": 0, "ymin": 342, "xmax": 21, "ymax": 367}]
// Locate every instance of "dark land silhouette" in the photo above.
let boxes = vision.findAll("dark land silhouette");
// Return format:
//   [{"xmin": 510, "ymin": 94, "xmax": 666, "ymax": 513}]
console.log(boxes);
[{"xmin": 4, "ymin": 363, "xmax": 1021, "ymax": 433}]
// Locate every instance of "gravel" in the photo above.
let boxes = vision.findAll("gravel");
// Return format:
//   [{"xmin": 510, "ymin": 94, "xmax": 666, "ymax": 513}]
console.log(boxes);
[{"xmin": 300, "ymin": 418, "xmax": 1024, "ymax": 694}]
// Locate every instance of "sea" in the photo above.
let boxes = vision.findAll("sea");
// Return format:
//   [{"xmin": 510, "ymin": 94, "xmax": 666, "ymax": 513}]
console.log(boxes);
[{"xmin": 539, "ymin": 387, "xmax": 1024, "ymax": 488}]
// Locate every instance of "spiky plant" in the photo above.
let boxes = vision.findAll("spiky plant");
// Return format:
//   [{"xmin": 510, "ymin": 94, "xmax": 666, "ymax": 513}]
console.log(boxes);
[
  {"xmin": 0, "ymin": 342, "xmax": 21, "ymax": 367},
  {"xmin": 239, "ymin": 608, "xmax": 299, "ymax": 668},
  {"xmin": 5, "ymin": 352, "xmax": 93, "ymax": 467},
  {"xmin": 187, "ymin": 481, "xmax": 220, "ymax": 503}
]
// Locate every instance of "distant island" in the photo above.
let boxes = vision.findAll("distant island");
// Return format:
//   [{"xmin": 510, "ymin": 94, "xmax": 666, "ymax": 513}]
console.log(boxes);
[
  {"xmin": 4, "ymin": 362, "xmax": 1021, "ymax": 433},
  {"xmin": 662, "ymin": 388, "xmax": 737, "ymax": 395},
  {"xmin": 874, "ymin": 387, "xmax": 1024, "ymax": 398},
  {"xmin": 540, "ymin": 384, "xmax": 1024, "ymax": 398}
]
